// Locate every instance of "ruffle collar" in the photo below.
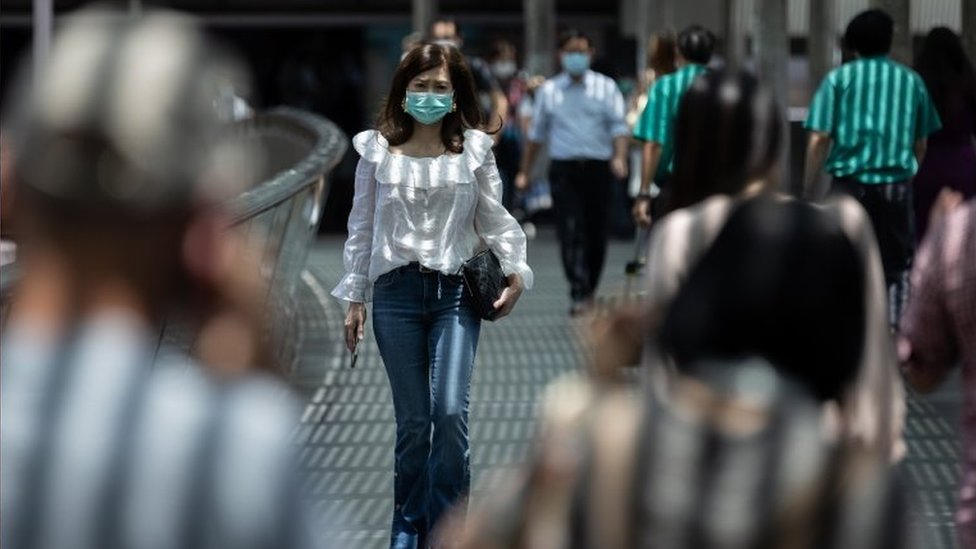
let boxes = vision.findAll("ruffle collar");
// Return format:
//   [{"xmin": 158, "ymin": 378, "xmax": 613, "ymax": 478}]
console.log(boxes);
[{"xmin": 352, "ymin": 129, "xmax": 493, "ymax": 188}]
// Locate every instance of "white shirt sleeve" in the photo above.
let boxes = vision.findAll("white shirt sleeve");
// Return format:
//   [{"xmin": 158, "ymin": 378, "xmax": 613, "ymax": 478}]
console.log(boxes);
[
  {"xmin": 527, "ymin": 84, "xmax": 550, "ymax": 144},
  {"xmin": 607, "ymin": 80, "xmax": 630, "ymax": 138},
  {"xmin": 473, "ymin": 151, "xmax": 534, "ymax": 289},
  {"xmin": 331, "ymin": 158, "xmax": 377, "ymax": 303}
]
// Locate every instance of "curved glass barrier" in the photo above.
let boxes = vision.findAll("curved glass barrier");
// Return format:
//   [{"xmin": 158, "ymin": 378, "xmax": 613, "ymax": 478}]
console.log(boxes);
[{"xmin": 0, "ymin": 107, "xmax": 348, "ymax": 374}]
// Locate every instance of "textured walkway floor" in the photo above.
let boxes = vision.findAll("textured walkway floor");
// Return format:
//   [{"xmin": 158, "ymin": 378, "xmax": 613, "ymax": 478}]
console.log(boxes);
[{"xmin": 290, "ymin": 229, "xmax": 963, "ymax": 549}]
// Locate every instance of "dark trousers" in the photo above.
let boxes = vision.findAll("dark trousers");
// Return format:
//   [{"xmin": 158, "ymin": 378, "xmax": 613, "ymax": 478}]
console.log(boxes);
[
  {"xmin": 831, "ymin": 177, "xmax": 915, "ymax": 328},
  {"xmin": 495, "ymin": 132, "xmax": 522, "ymax": 214},
  {"xmin": 549, "ymin": 159, "xmax": 612, "ymax": 302},
  {"xmin": 652, "ymin": 173, "xmax": 672, "ymax": 219}
]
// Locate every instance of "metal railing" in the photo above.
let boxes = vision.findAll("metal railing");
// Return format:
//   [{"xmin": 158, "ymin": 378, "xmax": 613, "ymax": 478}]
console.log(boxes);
[{"xmin": 0, "ymin": 107, "xmax": 348, "ymax": 373}]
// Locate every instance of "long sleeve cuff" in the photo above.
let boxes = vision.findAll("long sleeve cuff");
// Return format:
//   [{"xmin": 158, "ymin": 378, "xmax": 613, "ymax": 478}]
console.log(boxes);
[
  {"xmin": 331, "ymin": 273, "xmax": 371, "ymax": 303},
  {"xmin": 500, "ymin": 259, "xmax": 534, "ymax": 291}
]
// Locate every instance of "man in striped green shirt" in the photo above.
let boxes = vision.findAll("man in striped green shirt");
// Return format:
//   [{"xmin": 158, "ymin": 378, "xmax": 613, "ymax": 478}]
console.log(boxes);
[
  {"xmin": 803, "ymin": 9, "xmax": 941, "ymax": 327},
  {"xmin": 632, "ymin": 25, "xmax": 713, "ymax": 226}
]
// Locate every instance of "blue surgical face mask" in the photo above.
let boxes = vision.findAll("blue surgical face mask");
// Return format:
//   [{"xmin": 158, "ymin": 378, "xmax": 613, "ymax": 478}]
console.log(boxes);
[
  {"xmin": 561, "ymin": 52, "xmax": 591, "ymax": 75},
  {"xmin": 404, "ymin": 91, "xmax": 454, "ymax": 125}
]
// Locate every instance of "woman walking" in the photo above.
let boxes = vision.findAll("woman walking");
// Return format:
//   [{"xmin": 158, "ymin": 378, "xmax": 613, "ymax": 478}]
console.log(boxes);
[
  {"xmin": 640, "ymin": 70, "xmax": 905, "ymax": 461},
  {"xmin": 913, "ymin": 27, "xmax": 976, "ymax": 242},
  {"xmin": 332, "ymin": 44, "xmax": 533, "ymax": 549}
]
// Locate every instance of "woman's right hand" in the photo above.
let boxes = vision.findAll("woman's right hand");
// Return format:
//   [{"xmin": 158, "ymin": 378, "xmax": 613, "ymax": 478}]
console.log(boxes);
[{"xmin": 344, "ymin": 302, "xmax": 367, "ymax": 352}]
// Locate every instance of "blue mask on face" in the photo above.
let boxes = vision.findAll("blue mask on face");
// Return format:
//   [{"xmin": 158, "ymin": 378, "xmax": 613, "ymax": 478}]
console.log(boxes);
[
  {"xmin": 561, "ymin": 52, "xmax": 591, "ymax": 75},
  {"xmin": 404, "ymin": 91, "xmax": 454, "ymax": 125}
]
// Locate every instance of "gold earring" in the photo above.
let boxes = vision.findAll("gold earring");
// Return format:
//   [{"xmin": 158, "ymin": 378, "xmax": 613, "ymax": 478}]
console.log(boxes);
[
  {"xmin": 451, "ymin": 102, "xmax": 457, "ymax": 112},
  {"xmin": 402, "ymin": 98, "xmax": 407, "ymax": 111}
]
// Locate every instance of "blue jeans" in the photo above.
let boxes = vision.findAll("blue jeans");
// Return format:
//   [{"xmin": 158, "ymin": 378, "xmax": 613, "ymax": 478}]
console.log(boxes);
[{"xmin": 371, "ymin": 265, "xmax": 481, "ymax": 549}]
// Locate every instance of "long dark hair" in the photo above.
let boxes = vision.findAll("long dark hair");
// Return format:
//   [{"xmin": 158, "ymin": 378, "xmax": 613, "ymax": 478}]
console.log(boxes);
[
  {"xmin": 668, "ymin": 69, "xmax": 781, "ymax": 212},
  {"xmin": 915, "ymin": 27, "xmax": 976, "ymax": 120},
  {"xmin": 377, "ymin": 43, "xmax": 490, "ymax": 154},
  {"xmin": 648, "ymin": 31, "xmax": 676, "ymax": 77},
  {"xmin": 660, "ymin": 197, "xmax": 865, "ymax": 403}
]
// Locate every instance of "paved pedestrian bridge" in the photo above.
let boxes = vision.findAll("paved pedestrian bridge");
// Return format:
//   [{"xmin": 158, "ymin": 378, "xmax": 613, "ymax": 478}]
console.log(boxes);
[
  {"xmin": 0, "ymin": 107, "xmax": 963, "ymax": 549},
  {"xmin": 292, "ymin": 230, "xmax": 964, "ymax": 549}
]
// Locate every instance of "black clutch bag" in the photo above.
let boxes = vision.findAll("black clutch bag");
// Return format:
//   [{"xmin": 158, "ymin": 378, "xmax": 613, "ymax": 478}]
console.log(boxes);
[{"xmin": 460, "ymin": 249, "xmax": 508, "ymax": 321}]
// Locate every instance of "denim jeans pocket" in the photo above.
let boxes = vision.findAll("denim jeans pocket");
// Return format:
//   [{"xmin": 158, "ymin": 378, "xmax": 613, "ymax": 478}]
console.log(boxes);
[{"xmin": 373, "ymin": 268, "xmax": 401, "ymax": 289}]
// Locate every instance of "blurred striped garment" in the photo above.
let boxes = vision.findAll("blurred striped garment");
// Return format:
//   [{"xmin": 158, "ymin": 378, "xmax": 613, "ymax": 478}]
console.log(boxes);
[
  {"xmin": 573, "ymin": 371, "xmax": 912, "ymax": 549},
  {"xmin": 0, "ymin": 314, "xmax": 315, "ymax": 549},
  {"xmin": 805, "ymin": 56, "xmax": 941, "ymax": 184},
  {"xmin": 632, "ymin": 63, "xmax": 708, "ymax": 178},
  {"xmin": 461, "ymin": 367, "xmax": 913, "ymax": 549}
]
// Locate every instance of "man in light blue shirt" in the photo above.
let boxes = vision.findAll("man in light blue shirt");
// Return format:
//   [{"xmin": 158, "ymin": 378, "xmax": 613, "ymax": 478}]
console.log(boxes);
[{"xmin": 516, "ymin": 29, "xmax": 630, "ymax": 315}]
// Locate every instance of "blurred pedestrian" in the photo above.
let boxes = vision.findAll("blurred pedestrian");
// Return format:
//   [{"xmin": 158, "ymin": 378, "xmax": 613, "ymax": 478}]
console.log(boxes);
[
  {"xmin": 803, "ymin": 9, "xmax": 942, "ymax": 328},
  {"xmin": 1, "ymin": 131, "xmax": 17, "ymax": 265},
  {"xmin": 912, "ymin": 27, "xmax": 976, "ymax": 242},
  {"xmin": 0, "ymin": 8, "xmax": 314, "ymax": 549},
  {"xmin": 639, "ymin": 69, "xmax": 905, "ymax": 460},
  {"xmin": 486, "ymin": 39, "xmax": 527, "ymax": 213},
  {"xmin": 625, "ymin": 32, "xmax": 676, "ymax": 207},
  {"xmin": 516, "ymin": 29, "xmax": 630, "ymax": 316},
  {"xmin": 402, "ymin": 31, "xmax": 424, "ymax": 60},
  {"xmin": 332, "ymin": 43, "xmax": 533, "ymax": 549},
  {"xmin": 443, "ymin": 197, "xmax": 913, "ymax": 549},
  {"xmin": 513, "ymin": 75, "xmax": 552, "ymax": 238},
  {"xmin": 899, "ymin": 193, "xmax": 976, "ymax": 549},
  {"xmin": 626, "ymin": 32, "xmax": 678, "ymax": 131},
  {"xmin": 632, "ymin": 25, "xmax": 714, "ymax": 226},
  {"xmin": 428, "ymin": 18, "xmax": 508, "ymax": 137}
]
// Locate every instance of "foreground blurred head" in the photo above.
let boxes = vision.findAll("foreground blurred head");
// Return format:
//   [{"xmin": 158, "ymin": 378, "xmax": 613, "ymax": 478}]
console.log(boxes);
[
  {"xmin": 660, "ymin": 198, "xmax": 866, "ymax": 402},
  {"xmin": 669, "ymin": 69, "xmax": 781, "ymax": 211},
  {"xmin": 7, "ymin": 8, "xmax": 253, "ymax": 320}
]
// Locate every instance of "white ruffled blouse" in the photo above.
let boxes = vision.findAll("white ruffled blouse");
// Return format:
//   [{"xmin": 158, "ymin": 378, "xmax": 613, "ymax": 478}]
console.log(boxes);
[{"xmin": 331, "ymin": 129, "xmax": 534, "ymax": 303}]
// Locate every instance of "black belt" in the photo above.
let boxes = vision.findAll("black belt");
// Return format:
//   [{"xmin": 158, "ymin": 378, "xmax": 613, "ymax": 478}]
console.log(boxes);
[{"xmin": 402, "ymin": 262, "xmax": 436, "ymax": 273}]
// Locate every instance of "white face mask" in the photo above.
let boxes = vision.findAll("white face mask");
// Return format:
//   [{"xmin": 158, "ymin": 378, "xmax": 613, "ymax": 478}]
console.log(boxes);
[
  {"xmin": 433, "ymin": 38, "xmax": 460, "ymax": 49},
  {"xmin": 492, "ymin": 60, "xmax": 517, "ymax": 79}
]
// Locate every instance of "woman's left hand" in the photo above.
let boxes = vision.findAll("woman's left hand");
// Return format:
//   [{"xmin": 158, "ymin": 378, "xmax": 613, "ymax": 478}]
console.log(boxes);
[{"xmin": 492, "ymin": 274, "xmax": 524, "ymax": 320}]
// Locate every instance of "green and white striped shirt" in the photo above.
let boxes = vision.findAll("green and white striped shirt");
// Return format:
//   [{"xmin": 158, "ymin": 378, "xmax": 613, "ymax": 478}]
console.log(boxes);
[
  {"xmin": 805, "ymin": 56, "xmax": 942, "ymax": 184},
  {"xmin": 634, "ymin": 63, "xmax": 708, "ymax": 179}
]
